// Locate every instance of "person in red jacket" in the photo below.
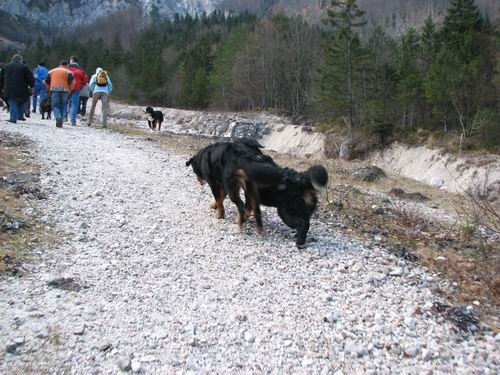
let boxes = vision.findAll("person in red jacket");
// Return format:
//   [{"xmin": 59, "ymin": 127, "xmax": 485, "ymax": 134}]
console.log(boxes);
[{"xmin": 67, "ymin": 55, "xmax": 88, "ymax": 126}]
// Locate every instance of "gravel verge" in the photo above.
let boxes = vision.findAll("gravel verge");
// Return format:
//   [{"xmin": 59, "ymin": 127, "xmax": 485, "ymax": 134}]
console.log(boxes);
[{"xmin": 0, "ymin": 114, "xmax": 498, "ymax": 374}]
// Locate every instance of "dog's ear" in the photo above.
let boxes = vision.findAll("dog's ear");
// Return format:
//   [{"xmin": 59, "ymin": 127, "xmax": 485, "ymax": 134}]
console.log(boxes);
[{"xmin": 186, "ymin": 157, "xmax": 193, "ymax": 167}]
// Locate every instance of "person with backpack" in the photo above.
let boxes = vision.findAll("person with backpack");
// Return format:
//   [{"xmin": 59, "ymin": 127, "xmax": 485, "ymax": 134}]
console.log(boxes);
[
  {"xmin": 32, "ymin": 62, "xmax": 49, "ymax": 114},
  {"xmin": 45, "ymin": 60, "xmax": 74, "ymax": 128},
  {"xmin": 87, "ymin": 67, "xmax": 112, "ymax": 128},
  {"xmin": 67, "ymin": 56, "xmax": 88, "ymax": 126},
  {"xmin": 0, "ymin": 54, "xmax": 35, "ymax": 124}
]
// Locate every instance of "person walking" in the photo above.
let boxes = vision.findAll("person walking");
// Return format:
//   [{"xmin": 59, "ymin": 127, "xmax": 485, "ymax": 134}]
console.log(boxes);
[
  {"xmin": 46, "ymin": 60, "xmax": 74, "ymax": 128},
  {"xmin": 32, "ymin": 62, "xmax": 49, "ymax": 113},
  {"xmin": 67, "ymin": 56, "xmax": 88, "ymax": 126},
  {"xmin": 0, "ymin": 54, "xmax": 35, "ymax": 124},
  {"xmin": 87, "ymin": 67, "xmax": 112, "ymax": 128},
  {"xmin": 79, "ymin": 83, "xmax": 90, "ymax": 116}
]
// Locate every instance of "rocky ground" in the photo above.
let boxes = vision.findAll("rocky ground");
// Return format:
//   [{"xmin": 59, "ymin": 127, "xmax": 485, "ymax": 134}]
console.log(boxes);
[{"xmin": 0, "ymin": 113, "xmax": 498, "ymax": 374}]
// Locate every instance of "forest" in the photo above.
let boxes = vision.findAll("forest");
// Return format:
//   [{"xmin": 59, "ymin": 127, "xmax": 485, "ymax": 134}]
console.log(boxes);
[{"xmin": 1, "ymin": 0, "xmax": 498, "ymax": 151}]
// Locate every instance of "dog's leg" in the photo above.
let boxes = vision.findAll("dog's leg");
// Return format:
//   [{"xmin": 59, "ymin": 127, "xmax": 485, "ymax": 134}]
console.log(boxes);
[
  {"xmin": 158, "ymin": 121, "xmax": 162, "ymax": 132},
  {"xmin": 245, "ymin": 184, "xmax": 263, "ymax": 234},
  {"xmin": 210, "ymin": 185, "xmax": 226, "ymax": 219}
]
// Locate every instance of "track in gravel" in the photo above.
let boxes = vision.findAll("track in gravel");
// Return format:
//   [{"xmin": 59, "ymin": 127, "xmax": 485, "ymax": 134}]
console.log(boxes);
[{"xmin": 0, "ymin": 115, "xmax": 498, "ymax": 374}]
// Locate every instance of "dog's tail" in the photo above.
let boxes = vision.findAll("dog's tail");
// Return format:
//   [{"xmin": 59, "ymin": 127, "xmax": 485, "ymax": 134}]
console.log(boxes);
[
  {"xmin": 234, "ymin": 138, "xmax": 263, "ymax": 150},
  {"xmin": 305, "ymin": 165, "xmax": 328, "ymax": 192}
]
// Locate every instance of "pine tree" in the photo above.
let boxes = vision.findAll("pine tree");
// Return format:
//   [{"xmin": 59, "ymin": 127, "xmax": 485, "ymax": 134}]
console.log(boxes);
[{"xmin": 320, "ymin": 0, "xmax": 367, "ymax": 127}]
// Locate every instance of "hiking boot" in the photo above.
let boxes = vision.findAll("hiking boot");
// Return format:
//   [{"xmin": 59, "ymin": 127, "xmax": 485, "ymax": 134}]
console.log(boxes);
[
  {"xmin": 18, "ymin": 117, "xmax": 26, "ymax": 121},
  {"xmin": 63, "ymin": 117, "xmax": 68, "ymax": 122},
  {"xmin": 7, "ymin": 120, "xmax": 16, "ymax": 124},
  {"xmin": 71, "ymin": 122, "xmax": 76, "ymax": 126},
  {"xmin": 56, "ymin": 118, "xmax": 63, "ymax": 128}
]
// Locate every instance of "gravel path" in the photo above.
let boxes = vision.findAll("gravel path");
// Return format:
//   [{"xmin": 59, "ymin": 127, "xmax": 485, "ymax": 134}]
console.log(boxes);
[{"xmin": 0, "ymin": 115, "xmax": 498, "ymax": 374}]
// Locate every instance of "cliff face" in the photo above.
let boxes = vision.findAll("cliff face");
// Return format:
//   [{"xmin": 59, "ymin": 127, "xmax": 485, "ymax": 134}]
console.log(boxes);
[
  {"xmin": 0, "ymin": 0, "xmax": 222, "ymax": 29},
  {"xmin": 0, "ymin": 0, "xmax": 497, "ymax": 32}
]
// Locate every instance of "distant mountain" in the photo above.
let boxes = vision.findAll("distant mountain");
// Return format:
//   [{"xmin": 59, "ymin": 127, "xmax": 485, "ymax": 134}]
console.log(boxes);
[{"xmin": 0, "ymin": 0, "xmax": 498, "ymax": 44}]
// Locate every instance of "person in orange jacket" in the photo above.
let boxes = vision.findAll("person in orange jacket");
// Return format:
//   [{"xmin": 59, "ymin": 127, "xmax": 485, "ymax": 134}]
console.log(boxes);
[{"xmin": 46, "ymin": 60, "xmax": 74, "ymax": 128}]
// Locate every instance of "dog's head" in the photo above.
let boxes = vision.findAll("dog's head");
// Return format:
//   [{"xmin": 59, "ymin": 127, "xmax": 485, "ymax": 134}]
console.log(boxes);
[{"xmin": 144, "ymin": 106, "xmax": 154, "ymax": 115}]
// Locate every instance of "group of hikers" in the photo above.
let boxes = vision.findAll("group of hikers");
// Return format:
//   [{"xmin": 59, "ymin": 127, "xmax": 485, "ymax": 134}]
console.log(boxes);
[{"xmin": 0, "ymin": 54, "xmax": 112, "ymax": 128}]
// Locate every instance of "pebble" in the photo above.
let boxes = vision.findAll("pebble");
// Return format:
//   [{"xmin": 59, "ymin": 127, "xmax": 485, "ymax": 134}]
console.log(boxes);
[
  {"xmin": 389, "ymin": 267, "xmax": 404, "ymax": 277},
  {"xmin": 244, "ymin": 332, "xmax": 255, "ymax": 343},
  {"xmin": 73, "ymin": 325, "xmax": 85, "ymax": 335},
  {"xmin": 117, "ymin": 356, "xmax": 131, "ymax": 371},
  {"xmin": 405, "ymin": 345, "xmax": 421, "ymax": 358}
]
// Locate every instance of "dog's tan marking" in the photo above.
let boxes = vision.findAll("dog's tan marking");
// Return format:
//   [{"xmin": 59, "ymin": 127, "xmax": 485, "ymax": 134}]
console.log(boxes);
[
  {"xmin": 209, "ymin": 201, "xmax": 218, "ymax": 209},
  {"xmin": 303, "ymin": 191, "xmax": 315, "ymax": 207},
  {"xmin": 215, "ymin": 187, "xmax": 226, "ymax": 219},
  {"xmin": 235, "ymin": 169, "xmax": 247, "ymax": 190}
]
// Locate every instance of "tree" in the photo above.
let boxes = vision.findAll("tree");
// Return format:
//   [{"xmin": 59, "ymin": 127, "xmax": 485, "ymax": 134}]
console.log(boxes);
[{"xmin": 319, "ymin": 0, "xmax": 367, "ymax": 127}]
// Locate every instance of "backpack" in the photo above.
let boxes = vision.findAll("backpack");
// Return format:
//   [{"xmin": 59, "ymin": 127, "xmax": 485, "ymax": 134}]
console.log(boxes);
[{"xmin": 96, "ymin": 70, "xmax": 108, "ymax": 87}]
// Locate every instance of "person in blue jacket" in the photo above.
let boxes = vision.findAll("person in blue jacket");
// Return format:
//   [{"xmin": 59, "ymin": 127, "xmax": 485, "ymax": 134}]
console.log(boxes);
[
  {"xmin": 87, "ymin": 67, "xmax": 112, "ymax": 128},
  {"xmin": 32, "ymin": 62, "xmax": 48, "ymax": 113}
]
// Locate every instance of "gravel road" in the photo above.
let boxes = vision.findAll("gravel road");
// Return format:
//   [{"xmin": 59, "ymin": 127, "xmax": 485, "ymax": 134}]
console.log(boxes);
[{"xmin": 0, "ymin": 115, "xmax": 498, "ymax": 374}]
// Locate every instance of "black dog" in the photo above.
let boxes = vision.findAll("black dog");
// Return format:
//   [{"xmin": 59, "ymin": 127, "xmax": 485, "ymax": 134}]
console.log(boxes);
[
  {"xmin": 186, "ymin": 140, "xmax": 277, "ymax": 234},
  {"xmin": 186, "ymin": 139, "xmax": 328, "ymax": 247},
  {"xmin": 40, "ymin": 96, "xmax": 52, "ymax": 120},
  {"xmin": 144, "ymin": 106, "xmax": 164, "ymax": 131}
]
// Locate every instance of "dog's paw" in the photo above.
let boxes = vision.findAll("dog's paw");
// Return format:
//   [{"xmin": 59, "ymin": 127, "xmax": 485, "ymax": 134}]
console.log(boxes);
[{"xmin": 216, "ymin": 209, "xmax": 225, "ymax": 220}]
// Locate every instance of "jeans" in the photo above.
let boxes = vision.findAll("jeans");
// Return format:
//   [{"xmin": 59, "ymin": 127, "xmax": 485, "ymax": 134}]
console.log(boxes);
[
  {"xmin": 68, "ymin": 90, "xmax": 80, "ymax": 124},
  {"xmin": 7, "ymin": 99, "xmax": 24, "ymax": 122},
  {"xmin": 51, "ymin": 91, "xmax": 69, "ymax": 120}
]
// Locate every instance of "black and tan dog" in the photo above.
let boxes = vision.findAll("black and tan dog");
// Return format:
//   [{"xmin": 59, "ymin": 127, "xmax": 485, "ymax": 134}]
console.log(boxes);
[
  {"xmin": 40, "ymin": 95, "xmax": 52, "ymax": 120},
  {"xmin": 186, "ymin": 139, "xmax": 276, "ymax": 234},
  {"xmin": 144, "ymin": 106, "xmax": 164, "ymax": 131},
  {"xmin": 186, "ymin": 139, "xmax": 328, "ymax": 247}
]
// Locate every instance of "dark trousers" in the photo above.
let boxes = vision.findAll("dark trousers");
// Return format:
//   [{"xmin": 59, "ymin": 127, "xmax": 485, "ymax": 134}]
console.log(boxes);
[{"xmin": 79, "ymin": 96, "xmax": 89, "ymax": 115}]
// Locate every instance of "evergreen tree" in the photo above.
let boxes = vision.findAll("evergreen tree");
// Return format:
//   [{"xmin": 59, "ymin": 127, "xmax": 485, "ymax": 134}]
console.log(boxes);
[{"xmin": 320, "ymin": 0, "xmax": 367, "ymax": 127}]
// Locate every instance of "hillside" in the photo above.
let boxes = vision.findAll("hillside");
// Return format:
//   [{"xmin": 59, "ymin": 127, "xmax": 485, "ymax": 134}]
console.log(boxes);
[{"xmin": 0, "ymin": 0, "xmax": 498, "ymax": 43}]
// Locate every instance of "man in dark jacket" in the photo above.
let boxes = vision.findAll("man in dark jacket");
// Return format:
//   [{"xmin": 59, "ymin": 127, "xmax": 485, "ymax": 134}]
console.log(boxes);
[{"xmin": 0, "ymin": 54, "xmax": 35, "ymax": 124}]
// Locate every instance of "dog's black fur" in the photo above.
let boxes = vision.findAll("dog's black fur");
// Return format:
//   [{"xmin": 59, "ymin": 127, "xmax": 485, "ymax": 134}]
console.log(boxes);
[
  {"xmin": 186, "ymin": 138, "xmax": 328, "ymax": 247},
  {"xmin": 40, "ymin": 96, "xmax": 52, "ymax": 120},
  {"xmin": 144, "ymin": 106, "xmax": 164, "ymax": 131}
]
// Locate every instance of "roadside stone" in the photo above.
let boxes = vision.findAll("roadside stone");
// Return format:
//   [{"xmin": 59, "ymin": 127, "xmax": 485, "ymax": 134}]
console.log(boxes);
[
  {"xmin": 117, "ymin": 356, "xmax": 131, "ymax": 372},
  {"xmin": 345, "ymin": 343, "xmax": 365, "ymax": 357},
  {"xmin": 73, "ymin": 324, "xmax": 85, "ymax": 335},
  {"xmin": 389, "ymin": 267, "xmax": 404, "ymax": 277},
  {"xmin": 405, "ymin": 345, "xmax": 421, "ymax": 358},
  {"xmin": 244, "ymin": 332, "xmax": 255, "ymax": 343},
  {"xmin": 131, "ymin": 360, "xmax": 141, "ymax": 372}
]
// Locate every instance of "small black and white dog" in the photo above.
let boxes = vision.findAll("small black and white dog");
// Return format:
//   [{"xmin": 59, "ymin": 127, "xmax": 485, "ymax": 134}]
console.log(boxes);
[{"xmin": 144, "ymin": 106, "xmax": 164, "ymax": 131}]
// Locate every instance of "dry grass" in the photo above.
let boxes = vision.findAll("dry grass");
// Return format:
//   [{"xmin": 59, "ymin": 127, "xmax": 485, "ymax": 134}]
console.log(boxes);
[{"xmin": 0, "ymin": 132, "xmax": 54, "ymax": 274}]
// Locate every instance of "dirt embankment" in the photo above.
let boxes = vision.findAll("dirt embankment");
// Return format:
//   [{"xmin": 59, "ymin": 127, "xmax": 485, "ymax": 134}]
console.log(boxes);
[{"xmin": 101, "ymin": 102, "xmax": 500, "ymax": 201}]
